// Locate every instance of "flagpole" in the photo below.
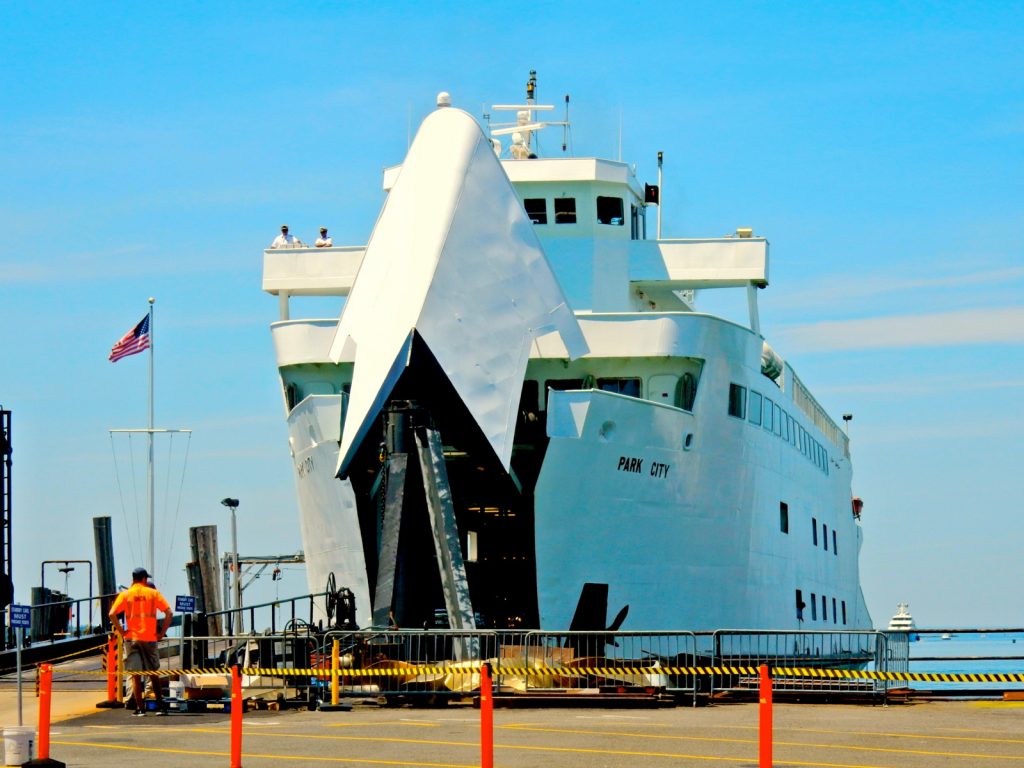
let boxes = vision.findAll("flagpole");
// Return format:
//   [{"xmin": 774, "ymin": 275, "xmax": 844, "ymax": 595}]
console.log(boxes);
[{"xmin": 147, "ymin": 297, "xmax": 155, "ymax": 576}]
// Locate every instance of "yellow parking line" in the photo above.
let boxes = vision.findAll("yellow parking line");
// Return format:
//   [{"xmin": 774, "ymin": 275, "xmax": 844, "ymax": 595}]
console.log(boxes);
[
  {"xmin": 500, "ymin": 725, "xmax": 1024, "ymax": 761},
  {"xmin": 54, "ymin": 740, "xmax": 478, "ymax": 767},
  {"xmin": 716, "ymin": 723, "xmax": 1024, "ymax": 744}
]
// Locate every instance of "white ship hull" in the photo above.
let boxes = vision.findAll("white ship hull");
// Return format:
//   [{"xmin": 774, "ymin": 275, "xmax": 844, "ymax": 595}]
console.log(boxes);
[{"xmin": 262, "ymin": 79, "xmax": 871, "ymax": 633}]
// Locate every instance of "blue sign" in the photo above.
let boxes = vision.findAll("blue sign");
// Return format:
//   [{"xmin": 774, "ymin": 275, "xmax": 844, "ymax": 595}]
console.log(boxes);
[
  {"xmin": 175, "ymin": 595, "xmax": 197, "ymax": 613},
  {"xmin": 9, "ymin": 604, "xmax": 30, "ymax": 629}
]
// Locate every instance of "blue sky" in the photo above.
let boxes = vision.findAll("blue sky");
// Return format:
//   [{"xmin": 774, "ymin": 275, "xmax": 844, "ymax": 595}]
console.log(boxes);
[{"xmin": 2, "ymin": 2, "xmax": 1021, "ymax": 627}]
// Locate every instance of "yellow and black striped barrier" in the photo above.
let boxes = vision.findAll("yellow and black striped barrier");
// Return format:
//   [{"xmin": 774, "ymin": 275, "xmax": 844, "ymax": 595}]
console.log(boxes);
[{"xmin": 73, "ymin": 664, "xmax": 1024, "ymax": 683}]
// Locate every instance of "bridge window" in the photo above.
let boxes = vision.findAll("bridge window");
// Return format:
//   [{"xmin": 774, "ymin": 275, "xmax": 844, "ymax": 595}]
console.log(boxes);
[
  {"xmin": 524, "ymin": 198, "xmax": 547, "ymax": 224},
  {"xmin": 842, "ymin": 600, "xmax": 847, "ymax": 625},
  {"xmin": 597, "ymin": 377, "xmax": 641, "ymax": 398},
  {"xmin": 810, "ymin": 593, "xmax": 817, "ymax": 621},
  {"xmin": 812, "ymin": 517, "xmax": 818, "ymax": 546},
  {"xmin": 554, "ymin": 197, "xmax": 577, "ymax": 224},
  {"xmin": 780, "ymin": 502, "xmax": 789, "ymax": 534},
  {"xmin": 822, "ymin": 594, "xmax": 828, "ymax": 621},
  {"xmin": 833, "ymin": 597, "xmax": 838, "ymax": 624},
  {"xmin": 597, "ymin": 196, "xmax": 624, "ymax": 225},
  {"xmin": 832, "ymin": 529, "xmax": 837, "ymax": 556},
  {"xmin": 728, "ymin": 384, "xmax": 746, "ymax": 418},
  {"xmin": 763, "ymin": 398, "xmax": 774, "ymax": 431},
  {"xmin": 795, "ymin": 589, "xmax": 804, "ymax": 621},
  {"xmin": 823, "ymin": 524, "xmax": 828, "ymax": 551}
]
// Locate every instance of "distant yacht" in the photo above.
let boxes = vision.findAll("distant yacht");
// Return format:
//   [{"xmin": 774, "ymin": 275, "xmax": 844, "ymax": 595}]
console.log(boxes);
[{"xmin": 887, "ymin": 603, "xmax": 919, "ymax": 639}]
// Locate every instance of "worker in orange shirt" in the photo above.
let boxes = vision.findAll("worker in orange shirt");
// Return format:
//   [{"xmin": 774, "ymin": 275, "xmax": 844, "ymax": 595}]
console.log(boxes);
[{"xmin": 109, "ymin": 567, "xmax": 173, "ymax": 716}]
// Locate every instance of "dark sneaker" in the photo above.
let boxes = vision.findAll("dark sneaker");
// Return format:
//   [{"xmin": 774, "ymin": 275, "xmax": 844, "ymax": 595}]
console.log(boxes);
[
  {"xmin": 132, "ymin": 709, "xmax": 145, "ymax": 717},
  {"xmin": 155, "ymin": 708, "xmax": 168, "ymax": 716}
]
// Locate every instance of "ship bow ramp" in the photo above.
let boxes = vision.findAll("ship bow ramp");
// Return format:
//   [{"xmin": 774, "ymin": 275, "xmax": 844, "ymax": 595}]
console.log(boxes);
[{"xmin": 330, "ymin": 105, "xmax": 587, "ymax": 478}]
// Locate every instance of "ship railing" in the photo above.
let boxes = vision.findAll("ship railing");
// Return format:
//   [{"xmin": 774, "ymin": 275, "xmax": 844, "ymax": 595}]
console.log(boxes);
[{"xmin": 706, "ymin": 629, "xmax": 896, "ymax": 698}]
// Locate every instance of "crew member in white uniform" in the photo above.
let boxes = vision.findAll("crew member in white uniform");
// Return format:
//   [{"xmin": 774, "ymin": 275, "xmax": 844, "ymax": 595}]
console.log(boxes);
[
  {"xmin": 315, "ymin": 227, "xmax": 333, "ymax": 247},
  {"xmin": 270, "ymin": 224, "xmax": 304, "ymax": 249}
]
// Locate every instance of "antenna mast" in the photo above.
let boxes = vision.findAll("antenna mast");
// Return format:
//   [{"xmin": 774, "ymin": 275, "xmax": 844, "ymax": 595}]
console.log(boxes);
[{"xmin": 489, "ymin": 71, "xmax": 569, "ymax": 160}]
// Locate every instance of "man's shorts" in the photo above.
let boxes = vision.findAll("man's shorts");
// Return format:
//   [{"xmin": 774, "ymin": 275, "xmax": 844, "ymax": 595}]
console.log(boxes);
[{"xmin": 125, "ymin": 640, "xmax": 160, "ymax": 672}]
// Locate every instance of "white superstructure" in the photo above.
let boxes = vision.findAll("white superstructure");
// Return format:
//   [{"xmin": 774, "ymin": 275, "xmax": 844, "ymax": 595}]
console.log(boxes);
[
  {"xmin": 261, "ymin": 74, "xmax": 872, "ymax": 633},
  {"xmin": 887, "ymin": 603, "xmax": 916, "ymax": 632}
]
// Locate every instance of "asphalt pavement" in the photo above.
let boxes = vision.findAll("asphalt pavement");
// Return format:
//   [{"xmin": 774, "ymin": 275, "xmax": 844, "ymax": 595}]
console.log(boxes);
[{"xmin": 15, "ymin": 697, "xmax": 1024, "ymax": 768}]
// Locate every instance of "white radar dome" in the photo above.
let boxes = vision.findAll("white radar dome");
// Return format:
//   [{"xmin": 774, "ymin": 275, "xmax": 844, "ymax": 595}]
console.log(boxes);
[{"xmin": 436, "ymin": 91, "xmax": 452, "ymax": 108}]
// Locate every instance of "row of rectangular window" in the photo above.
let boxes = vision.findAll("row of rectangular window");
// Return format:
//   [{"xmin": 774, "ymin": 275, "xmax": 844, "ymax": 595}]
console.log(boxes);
[
  {"xmin": 727, "ymin": 383, "xmax": 828, "ymax": 475},
  {"xmin": 781, "ymin": 504, "xmax": 839, "ymax": 556},
  {"xmin": 795, "ymin": 589, "xmax": 847, "ymax": 625},
  {"xmin": 811, "ymin": 516, "xmax": 838, "ymax": 555},
  {"xmin": 524, "ymin": 196, "xmax": 625, "ymax": 226}
]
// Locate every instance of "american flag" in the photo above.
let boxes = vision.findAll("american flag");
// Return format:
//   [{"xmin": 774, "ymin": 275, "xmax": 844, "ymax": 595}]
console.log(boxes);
[{"xmin": 109, "ymin": 315, "xmax": 151, "ymax": 363}]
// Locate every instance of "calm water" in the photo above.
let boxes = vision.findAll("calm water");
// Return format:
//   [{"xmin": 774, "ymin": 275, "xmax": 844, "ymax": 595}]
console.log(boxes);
[{"xmin": 907, "ymin": 631, "xmax": 1024, "ymax": 690}]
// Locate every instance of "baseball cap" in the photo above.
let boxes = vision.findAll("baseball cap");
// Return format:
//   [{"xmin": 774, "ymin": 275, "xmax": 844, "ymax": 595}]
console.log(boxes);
[{"xmin": 132, "ymin": 566, "xmax": 149, "ymax": 580}]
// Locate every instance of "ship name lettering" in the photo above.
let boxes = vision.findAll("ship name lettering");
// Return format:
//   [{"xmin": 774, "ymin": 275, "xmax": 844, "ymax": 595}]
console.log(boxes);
[
  {"xmin": 296, "ymin": 456, "xmax": 314, "ymax": 478},
  {"xmin": 617, "ymin": 455, "xmax": 644, "ymax": 474},
  {"xmin": 650, "ymin": 462, "xmax": 670, "ymax": 479}
]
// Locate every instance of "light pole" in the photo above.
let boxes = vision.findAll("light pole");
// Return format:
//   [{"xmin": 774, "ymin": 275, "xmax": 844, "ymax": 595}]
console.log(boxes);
[
  {"xmin": 221, "ymin": 498, "xmax": 241, "ymax": 633},
  {"xmin": 842, "ymin": 413, "xmax": 853, "ymax": 437}
]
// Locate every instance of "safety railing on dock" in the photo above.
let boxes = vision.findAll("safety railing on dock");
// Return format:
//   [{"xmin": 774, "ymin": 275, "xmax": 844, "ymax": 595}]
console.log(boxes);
[
  {"xmin": 705, "ymin": 630, "xmax": 895, "ymax": 698},
  {"xmin": 4, "ymin": 591, "xmax": 119, "ymax": 650},
  {"xmin": 204, "ymin": 591, "xmax": 328, "ymax": 638}
]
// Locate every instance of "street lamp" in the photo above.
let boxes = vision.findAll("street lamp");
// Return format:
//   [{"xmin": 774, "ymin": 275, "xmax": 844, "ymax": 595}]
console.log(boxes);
[
  {"xmin": 221, "ymin": 498, "xmax": 241, "ymax": 633},
  {"xmin": 842, "ymin": 413, "xmax": 853, "ymax": 436}
]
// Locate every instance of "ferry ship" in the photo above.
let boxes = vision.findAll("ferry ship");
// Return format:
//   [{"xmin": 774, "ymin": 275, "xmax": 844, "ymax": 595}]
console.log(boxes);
[{"xmin": 261, "ymin": 74, "xmax": 872, "ymax": 634}]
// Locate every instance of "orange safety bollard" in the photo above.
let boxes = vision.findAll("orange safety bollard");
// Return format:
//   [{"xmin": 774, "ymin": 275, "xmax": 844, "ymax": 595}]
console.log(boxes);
[
  {"xmin": 115, "ymin": 632, "xmax": 124, "ymax": 705},
  {"xmin": 25, "ymin": 663, "xmax": 65, "ymax": 766},
  {"xmin": 230, "ymin": 664, "xmax": 243, "ymax": 768},
  {"xmin": 332, "ymin": 638, "xmax": 340, "ymax": 706},
  {"xmin": 759, "ymin": 664, "xmax": 773, "ymax": 768},
  {"xmin": 106, "ymin": 635, "xmax": 117, "ymax": 701},
  {"xmin": 95, "ymin": 634, "xmax": 122, "ymax": 709},
  {"xmin": 480, "ymin": 662, "xmax": 493, "ymax": 768}
]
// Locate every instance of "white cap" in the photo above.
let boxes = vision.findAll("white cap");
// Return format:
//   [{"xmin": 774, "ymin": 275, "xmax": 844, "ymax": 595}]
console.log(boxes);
[{"xmin": 436, "ymin": 91, "xmax": 451, "ymax": 108}]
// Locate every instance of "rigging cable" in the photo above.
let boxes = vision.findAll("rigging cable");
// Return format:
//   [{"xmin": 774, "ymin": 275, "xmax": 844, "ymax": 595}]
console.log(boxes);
[
  {"xmin": 127, "ymin": 432, "xmax": 144, "ymax": 560},
  {"xmin": 109, "ymin": 432, "xmax": 139, "ymax": 565},
  {"xmin": 160, "ymin": 430, "xmax": 192, "ymax": 586}
]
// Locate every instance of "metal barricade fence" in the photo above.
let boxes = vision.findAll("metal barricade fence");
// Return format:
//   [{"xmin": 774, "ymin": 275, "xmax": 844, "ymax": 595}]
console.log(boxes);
[
  {"xmin": 708, "ymin": 630, "xmax": 896, "ymax": 697},
  {"xmin": 519, "ymin": 630, "xmax": 699, "ymax": 700},
  {"xmin": 317, "ymin": 629, "xmax": 504, "ymax": 698},
  {"xmin": 881, "ymin": 631, "xmax": 910, "ymax": 677},
  {"xmin": 162, "ymin": 626, "xmax": 911, "ymax": 704},
  {"xmin": 312, "ymin": 630, "xmax": 699, "ymax": 701}
]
